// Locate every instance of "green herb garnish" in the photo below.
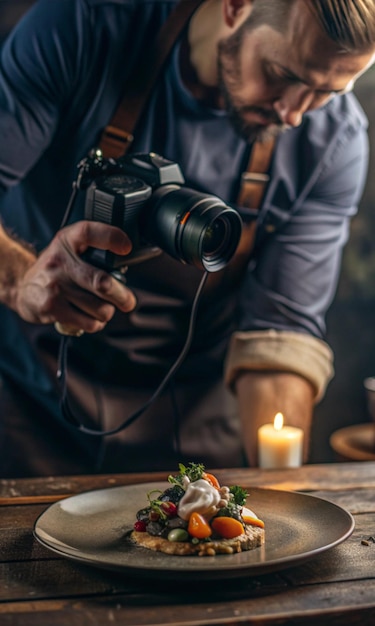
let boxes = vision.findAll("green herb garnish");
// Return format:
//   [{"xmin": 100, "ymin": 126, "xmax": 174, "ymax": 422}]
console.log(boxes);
[
  {"xmin": 168, "ymin": 462, "xmax": 205, "ymax": 486},
  {"xmin": 146, "ymin": 489, "xmax": 168, "ymax": 520},
  {"xmin": 229, "ymin": 485, "xmax": 248, "ymax": 506}
]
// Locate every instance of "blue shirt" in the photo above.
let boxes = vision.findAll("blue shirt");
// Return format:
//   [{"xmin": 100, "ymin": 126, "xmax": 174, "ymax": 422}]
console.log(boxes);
[{"xmin": 0, "ymin": 0, "xmax": 369, "ymax": 403}]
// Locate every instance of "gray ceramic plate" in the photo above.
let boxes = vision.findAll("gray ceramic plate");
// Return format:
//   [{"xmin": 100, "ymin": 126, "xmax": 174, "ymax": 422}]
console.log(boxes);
[{"xmin": 34, "ymin": 482, "xmax": 354, "ymax": 580}]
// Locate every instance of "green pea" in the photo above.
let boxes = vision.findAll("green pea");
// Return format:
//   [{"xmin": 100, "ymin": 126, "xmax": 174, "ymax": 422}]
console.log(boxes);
[{"xmin": 168, "ymin": 528, "xmax": 189, "ymax": 542}]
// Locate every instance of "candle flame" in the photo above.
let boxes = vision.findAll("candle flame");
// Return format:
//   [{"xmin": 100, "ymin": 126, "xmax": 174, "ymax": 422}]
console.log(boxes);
[{"xmin": 274, "ymin": 412, "xmax": 284, "ymax": 431}]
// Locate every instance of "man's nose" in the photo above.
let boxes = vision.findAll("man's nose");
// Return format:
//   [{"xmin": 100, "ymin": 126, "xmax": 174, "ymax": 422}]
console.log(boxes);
[{"xmin": 273, "ymin": 86, "xmax": 315, "ymax": 127}]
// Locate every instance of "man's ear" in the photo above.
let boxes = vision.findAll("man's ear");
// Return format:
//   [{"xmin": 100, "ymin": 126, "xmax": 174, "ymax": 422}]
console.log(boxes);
[{"xmin": 222, "ymin": 0, "xmax": 253, "ymax": 28}]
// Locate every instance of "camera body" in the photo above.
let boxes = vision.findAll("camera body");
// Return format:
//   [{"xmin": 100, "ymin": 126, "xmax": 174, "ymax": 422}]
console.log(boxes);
[{"xmin": 83, "ymin": 151, "xmax": 242, "ymax": 273}]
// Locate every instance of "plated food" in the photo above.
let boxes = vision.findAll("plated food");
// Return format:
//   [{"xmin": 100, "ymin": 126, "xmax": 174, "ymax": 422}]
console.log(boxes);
[{"xmin": 131, "ymin": 463, "xmax": 265, "ymax": 556}]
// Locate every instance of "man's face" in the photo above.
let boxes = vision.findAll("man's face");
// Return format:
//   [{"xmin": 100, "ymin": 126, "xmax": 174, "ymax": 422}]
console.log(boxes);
[{"xmin": 218, "ymin": 0, "xmax": 375, "ymax": 142}]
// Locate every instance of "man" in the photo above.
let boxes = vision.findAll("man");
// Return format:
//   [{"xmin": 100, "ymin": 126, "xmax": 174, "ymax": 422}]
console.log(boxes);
[{"xmin": 0, "ymin": 0, "xmax": 374, "ymax": 477}]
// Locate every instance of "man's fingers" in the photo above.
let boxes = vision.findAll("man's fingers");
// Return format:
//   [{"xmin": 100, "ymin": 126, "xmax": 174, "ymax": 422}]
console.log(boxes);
[
  {"xmin": 60, "ymin": 282, "xmax": 136, "ymax": 320},
  {"xmin": 68, "ymin": 265, "xmax": 137, "ymax": 313},
  {"xmin": 60, "ymin": 221, "xmax": 133, "ymax": 256}
]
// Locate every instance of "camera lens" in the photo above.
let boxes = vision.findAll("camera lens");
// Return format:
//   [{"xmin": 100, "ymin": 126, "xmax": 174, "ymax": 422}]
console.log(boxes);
[
  {"xmin": 199, "ymin": 212, "xmax": 240, "ymax": 271},
  {"xmin": 147, "ymin": 186, "xmax": 242, "ymax": 272},
  {"xmin": 202, "ymin": 218, "xmax": 229, "ymax": 256}
]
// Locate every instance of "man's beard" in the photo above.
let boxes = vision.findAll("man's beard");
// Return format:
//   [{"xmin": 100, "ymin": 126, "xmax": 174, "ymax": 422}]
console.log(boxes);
[
  {"xmin": 217, "ymin": 40, "xmax": 288, "ymax": 143},
  {"xmin": 220, "ymin": 87, "xmax": 286, "ymax": 143}
]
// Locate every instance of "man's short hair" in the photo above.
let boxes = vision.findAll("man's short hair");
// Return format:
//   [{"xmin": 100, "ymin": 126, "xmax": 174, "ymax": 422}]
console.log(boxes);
[
  {"xmin": 310, "ymin": 0, "xmax": 375, "ymax": 50},
  {"xmin": 250, "ymin": 0, "xmax": 375, "ymax": 51}
]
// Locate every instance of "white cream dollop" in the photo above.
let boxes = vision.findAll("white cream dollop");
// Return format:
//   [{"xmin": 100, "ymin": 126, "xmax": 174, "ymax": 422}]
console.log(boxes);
[{"xmin": 177, "ymin": 479, "xmax": 221, "ymax": 521}]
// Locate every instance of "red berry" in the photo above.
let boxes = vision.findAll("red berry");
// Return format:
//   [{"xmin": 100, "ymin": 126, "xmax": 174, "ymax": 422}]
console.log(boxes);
[
  {"xmin": 161, "ymin": 501, "xmax": 178, "ymax": 517},
  {"xmin": 134, "ymin": 520, "xmax": 147, "ymax": 532}
]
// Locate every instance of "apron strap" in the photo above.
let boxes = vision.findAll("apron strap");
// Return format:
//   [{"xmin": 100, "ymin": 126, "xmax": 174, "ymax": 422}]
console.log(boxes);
[
  {"xmin": 234, "ymin": 137, "xmax": 275, "ymax": 257},
  {"xmin": 238, "ymin": 138, "xmax": 275, "ymax": 211},
  {"xmin": 99, "ymin": 0, "xmax": 204, "ymax": 158}
]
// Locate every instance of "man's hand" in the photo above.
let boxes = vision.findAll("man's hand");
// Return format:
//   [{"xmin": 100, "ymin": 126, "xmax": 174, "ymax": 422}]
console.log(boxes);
[{"xmin": 3, "ymin": 221, "xmax": 137, "ymax": 333}]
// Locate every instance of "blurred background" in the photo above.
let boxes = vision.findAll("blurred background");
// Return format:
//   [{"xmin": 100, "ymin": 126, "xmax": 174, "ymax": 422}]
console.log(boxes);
[{"xmin": 1, "ymin": 0, "xmax": 374, "ymax": 462}]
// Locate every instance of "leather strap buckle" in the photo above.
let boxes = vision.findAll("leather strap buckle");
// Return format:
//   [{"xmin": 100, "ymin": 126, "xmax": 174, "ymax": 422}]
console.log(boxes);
[{"xmin": 100, "ymin": 125, "xmax": 134, "ymax": 158}]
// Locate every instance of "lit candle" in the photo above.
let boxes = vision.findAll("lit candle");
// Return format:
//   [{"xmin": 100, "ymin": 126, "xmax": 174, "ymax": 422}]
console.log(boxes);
[{"xmin": 257, "ymin": 413, "xmax": 304, "ymax": 469}]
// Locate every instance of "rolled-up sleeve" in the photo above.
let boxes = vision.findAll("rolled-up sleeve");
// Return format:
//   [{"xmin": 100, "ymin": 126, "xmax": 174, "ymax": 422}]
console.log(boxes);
[{"xmin": 225, "ymin": 329, "xmax": 334, "ymax": 401}]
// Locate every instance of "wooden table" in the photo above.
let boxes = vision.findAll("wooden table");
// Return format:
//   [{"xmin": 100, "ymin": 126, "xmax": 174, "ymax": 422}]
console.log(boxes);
[{"xmin": 1, "ymin": 462, "xmax": 375, "ymax": 625}]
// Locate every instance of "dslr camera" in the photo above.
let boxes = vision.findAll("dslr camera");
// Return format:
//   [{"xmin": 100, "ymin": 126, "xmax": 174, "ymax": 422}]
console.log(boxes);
[{"xmin": 82, "ymin": 150, "xmax": 242, "ymax": 274}]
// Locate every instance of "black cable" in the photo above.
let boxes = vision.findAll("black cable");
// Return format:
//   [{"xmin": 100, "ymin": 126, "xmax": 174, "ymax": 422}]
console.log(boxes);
[
  {"xmin": 60, "ymin": 182, "xmax": 79, "ymax": 229},
  {"xmin": 56, "ymin": 270, "xmax": 208, "ymax": 436},
  {"xmin": 169, "ymin": 378, "xmax": 182, "ymax": 458}
]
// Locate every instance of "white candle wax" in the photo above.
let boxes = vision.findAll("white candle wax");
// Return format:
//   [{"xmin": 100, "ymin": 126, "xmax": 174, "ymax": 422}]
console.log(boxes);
[{"xmin": 258, "ymin": 413, "xmax": 303, "ymax": 469}]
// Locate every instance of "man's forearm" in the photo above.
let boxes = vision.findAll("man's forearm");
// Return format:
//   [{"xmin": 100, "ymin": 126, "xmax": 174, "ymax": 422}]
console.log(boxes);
[
  {"xmin": 0, "ymin": 224, "xmax": 36, "ymax": 312},
  {"xmin": 235, "ymin": 371, "xmax": 315, "ymax": 466}
]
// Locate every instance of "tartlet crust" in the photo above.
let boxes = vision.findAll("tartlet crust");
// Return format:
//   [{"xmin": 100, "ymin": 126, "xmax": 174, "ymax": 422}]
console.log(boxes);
[{"xmin": 131, "ymin": 524, "xmax": 265, "ymax": 556}]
